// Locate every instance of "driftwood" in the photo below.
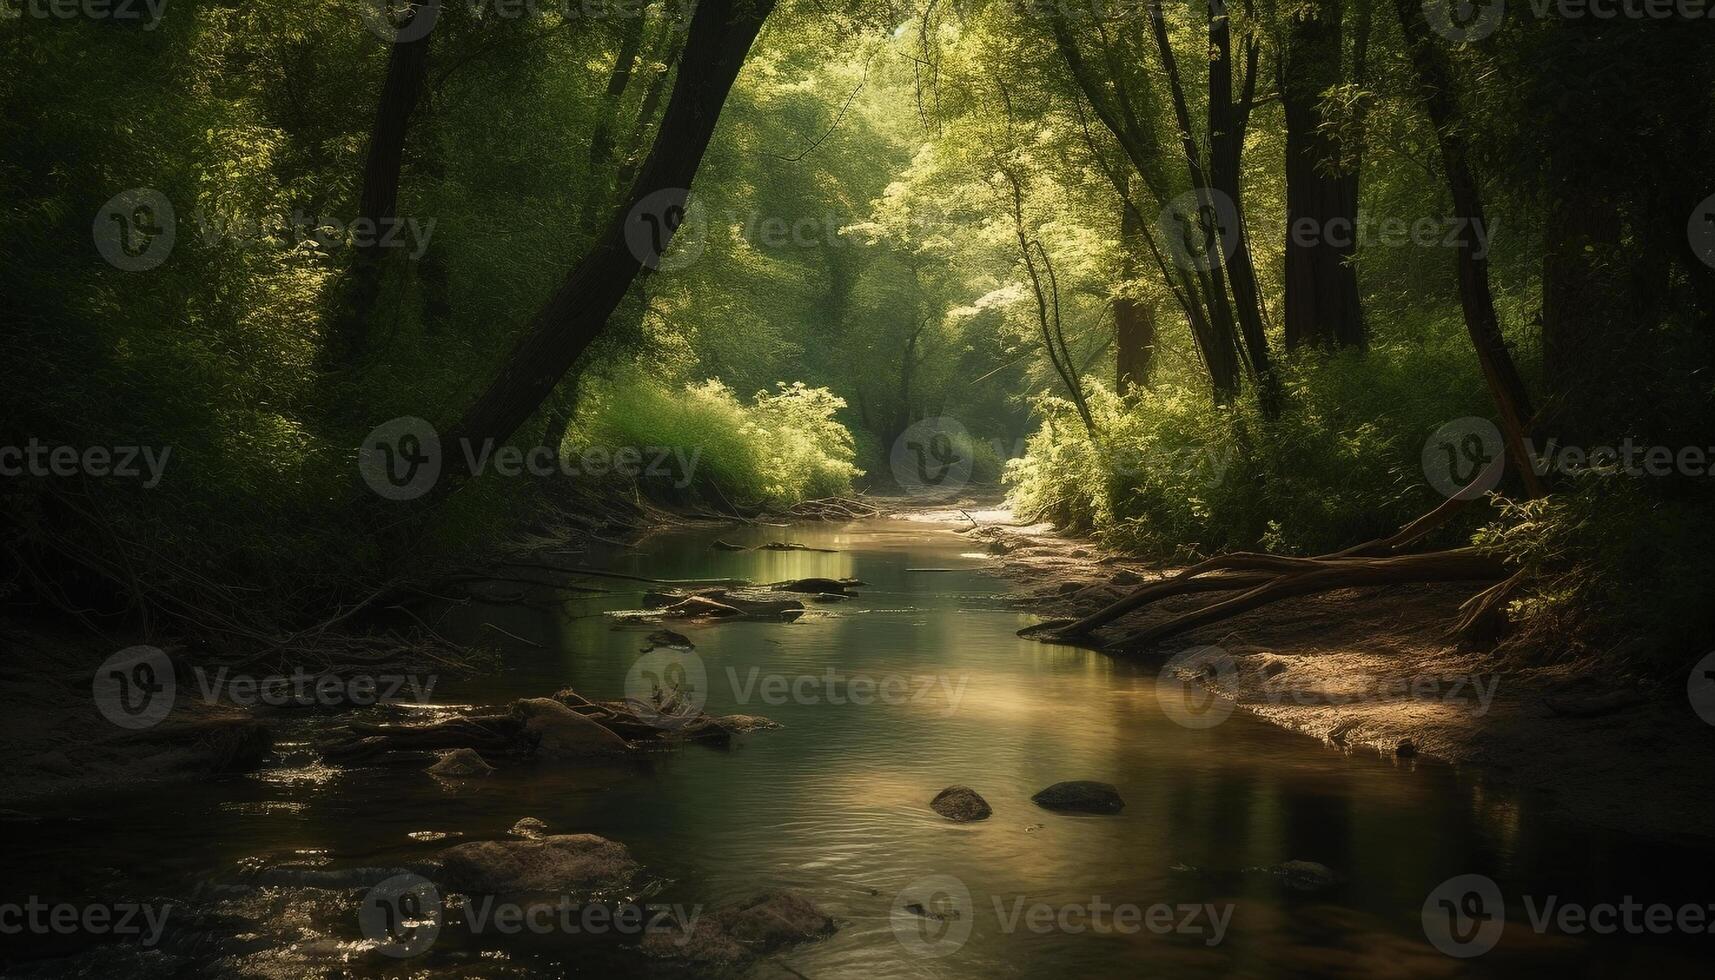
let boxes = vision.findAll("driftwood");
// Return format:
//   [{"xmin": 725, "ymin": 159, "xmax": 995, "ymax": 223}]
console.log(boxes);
[
  {"xmin": 786, "ymin": 496, "xmax": 886, "ymax": 521},
  {"xmin": 643, "ymin": 587, "xmax": 807, "ymax": 622},
  {"xmin": 316, "ymin": 688, "xmax": 773, "ymax": 766},
  {"xmin": 1022, "ymin": 455, "xmax": 1513, "ymax": 651}
]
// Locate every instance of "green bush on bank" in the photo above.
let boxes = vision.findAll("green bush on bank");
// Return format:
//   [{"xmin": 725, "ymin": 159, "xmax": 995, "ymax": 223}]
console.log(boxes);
[
  {"xmin": 1005, "ymin": 332, "xmax": 1497, "ymax": 560},
  {"xmin": 573, "ymin": 373, "xmax": 862, "ymax": 506}
]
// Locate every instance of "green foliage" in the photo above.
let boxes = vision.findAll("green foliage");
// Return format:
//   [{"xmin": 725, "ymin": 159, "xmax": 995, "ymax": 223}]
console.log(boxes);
[
  {"xmin": 1474, "ymin": 478, "xmax": 1715, "ymax": 670},
  {"xmin": 575, "ymin": 374, "xmax": 860, "ymax": 506},
  {"xmin": 1007, "ymin": 325, "xmax": 1497, "ymax": 559}
]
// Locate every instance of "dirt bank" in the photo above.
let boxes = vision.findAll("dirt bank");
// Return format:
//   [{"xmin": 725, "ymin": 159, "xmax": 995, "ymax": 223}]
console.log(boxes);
[{"xmin": 908, "ymin": 503, "xmax": 1715, "ymax": 844}]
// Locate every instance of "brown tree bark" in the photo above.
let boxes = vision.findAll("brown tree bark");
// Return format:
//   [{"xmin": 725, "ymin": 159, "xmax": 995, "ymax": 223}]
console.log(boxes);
[
  {"xmin": 429, "ymin": 0, "xmax": 775, "ymax": 507},
  {"xmin": 1281, "ymin": 0, "xmax": 1366, "ymax": 351},
  {"xmin": 1392, "ymin": 0, "xmax": 1545, "ymax": 497},
  {"xmin": 1114, "ymin": 201, "xmax": 1155, "ymax": 393},
  {"xmin": 332, "ymin": 0, "xmax": 437, "ymax": 367}
]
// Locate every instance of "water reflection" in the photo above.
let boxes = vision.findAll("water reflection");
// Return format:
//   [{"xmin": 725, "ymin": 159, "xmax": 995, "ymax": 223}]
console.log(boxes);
[{"xmin": 5, "ymin": 518, "xmax": 1710, "ymax": 978}]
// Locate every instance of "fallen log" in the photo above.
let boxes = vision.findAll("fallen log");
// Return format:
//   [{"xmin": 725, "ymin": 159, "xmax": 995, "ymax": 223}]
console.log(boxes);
[{"xmin": 1110, "ymin": 549, "xmax": 1508, "ymax": 649}]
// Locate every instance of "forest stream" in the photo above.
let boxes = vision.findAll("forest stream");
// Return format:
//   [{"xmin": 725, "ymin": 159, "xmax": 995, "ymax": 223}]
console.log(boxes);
[{"xmin": 6, "ymin": 514, "xmax": 1713, "ymax": 978}]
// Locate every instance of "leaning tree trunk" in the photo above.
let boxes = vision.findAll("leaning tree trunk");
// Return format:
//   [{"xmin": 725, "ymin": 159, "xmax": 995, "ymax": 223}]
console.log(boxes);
[
  {"xmin": 1392, "ymin": 0, "xmax": 1545, "ymax": 498},
  {"xmin": 425, "ymin": 0, "xmax": 776, "ymax": 509}
]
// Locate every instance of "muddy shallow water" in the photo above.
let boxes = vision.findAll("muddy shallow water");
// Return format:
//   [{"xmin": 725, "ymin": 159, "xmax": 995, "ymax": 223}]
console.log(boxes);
[{"xmin": 6, "ymin": 517, "xmax": 1712, "ymax": 977}]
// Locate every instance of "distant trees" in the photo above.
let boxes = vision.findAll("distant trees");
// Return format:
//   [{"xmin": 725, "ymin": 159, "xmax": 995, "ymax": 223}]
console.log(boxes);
[{"xmin": 1279, "ymin": 0, "xmax": 1368, "ymax": 351}]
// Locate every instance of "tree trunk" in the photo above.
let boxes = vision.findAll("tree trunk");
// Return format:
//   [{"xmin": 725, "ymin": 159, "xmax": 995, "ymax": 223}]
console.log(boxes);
[
  {"xmin": 1208, "ymin": 0, "xmax": 1277, "ymax": 414},
  {"xmin": 1281, "ymin": 0, "xmax": 1366, "ymax": 351},
  {"xmin": 429, "ymin": 0, "xmax": 775, "ymax": 507},
  {"xmin": 1115, "ymin": 195, "xmax": 1155, "ymax": 393},
  {"xmin": 1392, "ymin": 0, "xmax": 1545, "ymax": 498},
  {"xmin": 331, "ymin": 0, "xmax": 437, "ymax": 367}
]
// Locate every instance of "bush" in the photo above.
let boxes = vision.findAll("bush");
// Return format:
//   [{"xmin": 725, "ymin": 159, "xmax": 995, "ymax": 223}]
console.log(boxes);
[
  {"xmin": 1006, "ymin": 329, "xmax": 1496, "ymax": 559},
  {"xmin": 1473, "ymin": 476, "xmax": 1715, "ymax": 671},
  {"xmin": 574, "ymin": 373, "xmax": 861, "ymax": 506}
]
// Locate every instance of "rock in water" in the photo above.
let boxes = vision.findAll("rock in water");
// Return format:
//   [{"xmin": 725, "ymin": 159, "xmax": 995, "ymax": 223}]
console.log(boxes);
[
  {"xmin": 640, "ymin": 890, "xmax": 836, "ymax": 966},
  {"xmin": 930, "ymin": 786, "xmax": 992, "ymax": 822},
  {"xmin": 1272, "ymin": 860, "xmax": 1337, "ymax": 892},
  {"xmin": 1031, "ymin": 780, "xmax": 1124, "ymax": 814},
  {"xmin": 642, "ymin": 628, "xmax": 694, "ymax": 652},
  {"xmin": 439, "ymin": 834, "xmax": 638, "ymax": 896},
  {"xmin": 426, "ymin": 748, "xmax": 493, "ymax": 777},
  {"xmin": 509, "ymin": 817, "xmax": 548, "ymax": 839},
  {"xmin": 1395, "ymin": 739, "xmax": 1417, "ymax": 758},
  {"xmin": 510, "ymin": 698, "xmax": 629, "ymax": 758}
]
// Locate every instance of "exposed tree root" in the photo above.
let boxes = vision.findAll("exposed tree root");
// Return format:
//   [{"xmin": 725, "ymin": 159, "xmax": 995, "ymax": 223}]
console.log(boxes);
[{"xmin": 1021, "ymin": 455, "xmax": 1515, "ymax": 650}]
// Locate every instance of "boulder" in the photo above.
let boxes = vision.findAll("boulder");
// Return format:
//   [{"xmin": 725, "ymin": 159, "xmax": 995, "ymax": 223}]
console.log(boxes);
[
  {"xmin": 426, "ymin": 748, "xmax": 494, "ymax": 777},
  {"xmin": 510, "ymin": 698, "xmax": 630, "ymax": 758},
  {"xmin": 641, "ymin": 890, "xmax": 836, "ymax": 966},
  {"xmin": 1031, "ymin": 780, "xmax": 1124, "ymax": 814},
  {"xmin": 929, "ymin": 786, "xmax": 992, "ymax": 822},
  {"xmin": 439, "ymin": 834, "xmax": 638, "ymax": 896}
]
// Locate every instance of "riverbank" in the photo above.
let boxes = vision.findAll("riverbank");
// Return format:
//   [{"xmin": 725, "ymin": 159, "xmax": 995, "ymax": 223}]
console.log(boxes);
[{"xmin": 910, "ymin": 502, "xmax": 1715, "ymax": 844}]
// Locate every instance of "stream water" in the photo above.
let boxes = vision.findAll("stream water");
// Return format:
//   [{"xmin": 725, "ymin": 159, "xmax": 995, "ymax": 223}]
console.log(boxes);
[{"xmin": 6, "ymin": 516, "xmax": 1712, "ymax": 978}]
